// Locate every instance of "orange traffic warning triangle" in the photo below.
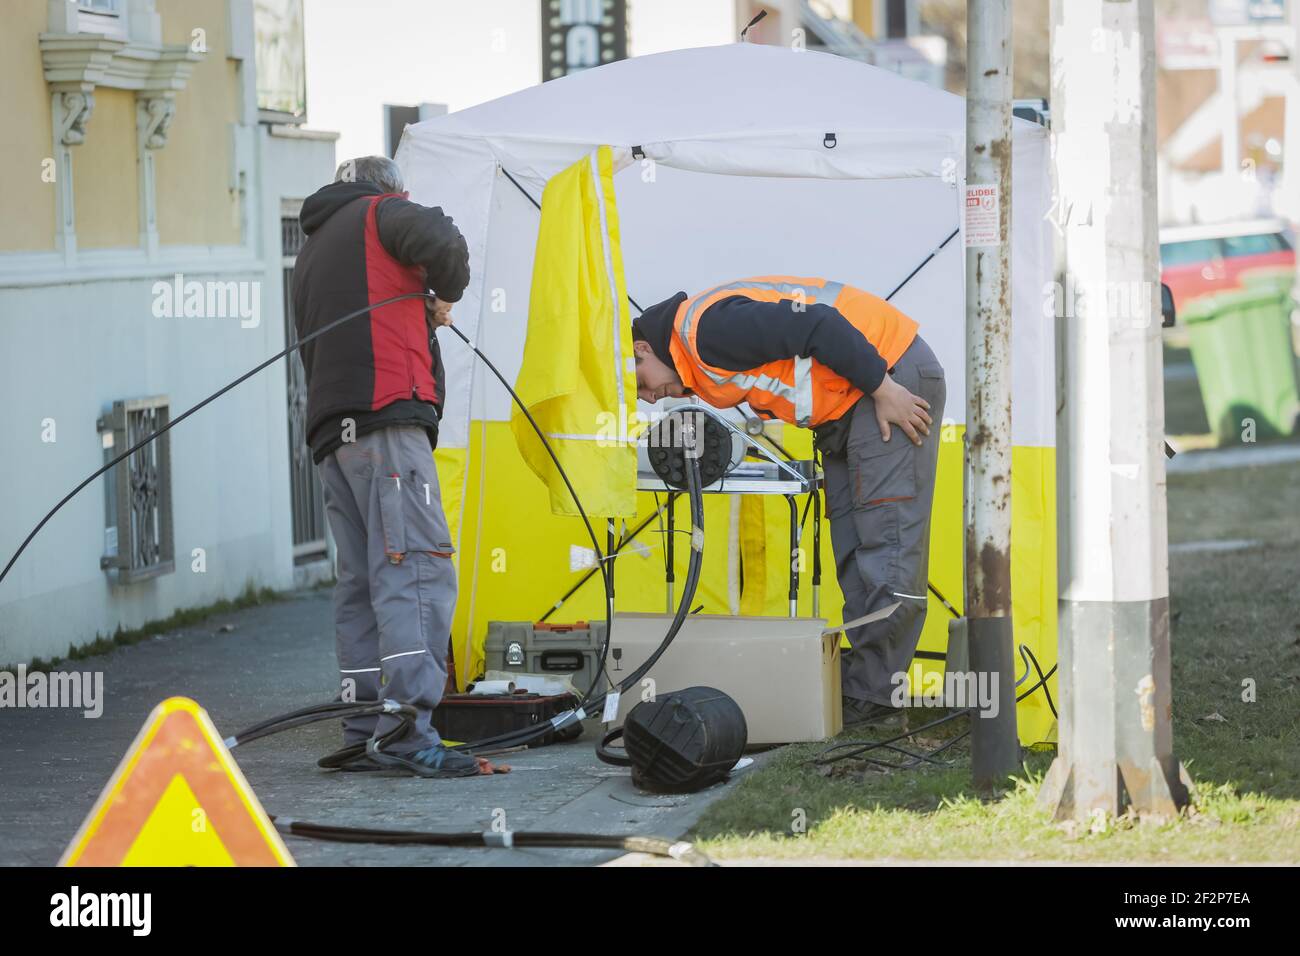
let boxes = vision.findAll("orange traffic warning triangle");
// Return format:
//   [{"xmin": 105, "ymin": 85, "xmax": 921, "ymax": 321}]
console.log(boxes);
[{"xmin": 60, "ymin": 697, "xmax": 294, "ymax": 866}]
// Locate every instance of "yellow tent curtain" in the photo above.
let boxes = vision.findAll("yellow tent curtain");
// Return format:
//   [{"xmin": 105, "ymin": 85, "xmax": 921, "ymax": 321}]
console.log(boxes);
[{"xmin": 510, "ymin": 145, "xmax": 638, "ymax": 520}]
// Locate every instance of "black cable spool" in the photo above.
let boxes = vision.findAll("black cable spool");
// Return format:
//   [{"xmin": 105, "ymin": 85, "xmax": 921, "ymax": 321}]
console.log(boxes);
[
  {"xmin": 646, "ymin": 409, "xmax": 734, "ymax": 490},
  {"xmin": 597, "ymin": 686, "xmax": 747, "ymax": 793}
]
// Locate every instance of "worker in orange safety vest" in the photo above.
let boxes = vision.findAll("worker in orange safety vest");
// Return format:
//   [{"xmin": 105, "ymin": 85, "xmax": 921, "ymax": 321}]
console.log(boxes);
[{"xmin": 632, "ymin": 276, "xmax": 947, "ymax": 726}]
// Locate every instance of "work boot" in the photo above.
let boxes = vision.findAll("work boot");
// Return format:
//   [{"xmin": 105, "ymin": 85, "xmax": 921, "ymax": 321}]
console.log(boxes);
[
  {"xmin": 317, "ymin": 742, "xmax": 387, "ymax": 773},
  {"xmin": 368, "ymin": 743, "xmax": 482, "ymax": 778},
  {"xmin": 842, "ymin": 697, "xmax": 903, "ymax": 729}
]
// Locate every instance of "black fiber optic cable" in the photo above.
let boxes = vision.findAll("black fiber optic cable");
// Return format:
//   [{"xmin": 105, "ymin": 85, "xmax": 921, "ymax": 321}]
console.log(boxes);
[
  {"xmin": 814, "ymin": 707, "xmax": 974, "ymax": 767},
  {"xmin": 1015, "ymin": 644, "xmax": 1058, "ymax": 717},
  {"xmin": 813, "ymin": 641, "xmax": 1058, "ymax": 770},
  {"xmin": 269, "ymin": 817, "xmax": 714, "ymax": 866},
  {"xmin": 0, "ymin": 286, "xmax": 630, "ymax": 756},
  {"xmin": 226, "ymin": 701, "xmax": 418, "ymax": 750},
  {"xmin": 0, "ymin": 284, "xmax": 636, "ymax": 761},
  {"xmin": 537, "ymin": 499, "xmax": 668, "ymax": 623},
  {"xmin": 884, "ymin": 227, "xmax": 960, "ymax": 302},
  {"xmin": 0, "ymin": 293, "xmax": 445, "ymax": 589},
  {"xmin": 452, "ymin": 450, "xmax": 705, "ymax": 756},
  {"xmin": 420, "ymin": 334, "xmax": 706, "ymax": 755},
  {"xmin": 438, "ymin": 321, "xmax": 618, "ymax": 713}
]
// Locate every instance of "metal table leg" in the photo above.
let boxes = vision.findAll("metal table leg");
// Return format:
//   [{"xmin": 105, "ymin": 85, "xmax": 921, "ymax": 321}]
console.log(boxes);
[
  {"xmin": 607, "ymin": 520, "xmax": 617, "ymax": 623},
  {"xmin": 812, "ymin": 483, "xmax": 822, "ymax": 618},
  {"xmin": 786, "ymin": 493, "xmax": 799, "ymax": 617},
  {"xmin": 665, "ymin": 492, "xmax": 677, "ymax": 613}
]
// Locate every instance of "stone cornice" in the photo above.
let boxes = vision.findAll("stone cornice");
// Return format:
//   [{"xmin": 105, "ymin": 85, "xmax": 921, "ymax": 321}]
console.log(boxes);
[
  {"xmin": 40, "ymin": 32, "xmax": 203, "ymax": 149},
  {"xmin": 40, "ymin": 32, "xmax": 202, "ymax": 96},
  {"xmin": 39, "ymin": 34, "xmax": 124, "ymax": 93}
]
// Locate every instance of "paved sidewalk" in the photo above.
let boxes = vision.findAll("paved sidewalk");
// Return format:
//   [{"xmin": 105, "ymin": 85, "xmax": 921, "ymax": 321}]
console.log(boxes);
[{"xmin": 0, "ymin": 590, "xmax": 764, "ymax": 867}]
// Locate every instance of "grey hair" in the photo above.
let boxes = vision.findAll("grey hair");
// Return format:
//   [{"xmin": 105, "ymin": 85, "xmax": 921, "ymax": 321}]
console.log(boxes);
[{"xmin": 335, "ymin": 155, "xmax": 404, "ymax": 193}]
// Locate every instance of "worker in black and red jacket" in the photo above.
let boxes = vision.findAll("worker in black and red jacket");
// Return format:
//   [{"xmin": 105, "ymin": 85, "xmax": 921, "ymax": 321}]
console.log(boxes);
[{"xmin": 292, "ymin": 155, "xmax": 479, "ymax": 778}]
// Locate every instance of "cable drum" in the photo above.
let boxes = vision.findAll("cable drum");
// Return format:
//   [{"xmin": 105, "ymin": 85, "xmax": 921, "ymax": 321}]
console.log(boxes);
[
  {"xmin": 598, "ymin": 686, "xmax": 747, "ymax": 793},
  {"xmin": 645, "ymin": 407, "xmax": 742, "ymax": 489}
]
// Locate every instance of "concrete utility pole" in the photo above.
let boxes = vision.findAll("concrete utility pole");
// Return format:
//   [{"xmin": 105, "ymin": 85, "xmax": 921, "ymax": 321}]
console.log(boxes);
[
  {"xmin": 1041, "ymin": 0, "xmax": 1190, "ymax": 820},
  {"xmin": 964, "ymin": 0, "xmax": 1019, "ymax": 787}
]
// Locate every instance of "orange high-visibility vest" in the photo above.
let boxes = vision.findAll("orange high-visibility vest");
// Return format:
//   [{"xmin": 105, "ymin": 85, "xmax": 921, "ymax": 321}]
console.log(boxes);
[{"xmin": 668, "ymin": 276, "xmax": 919, "ymax": 427}]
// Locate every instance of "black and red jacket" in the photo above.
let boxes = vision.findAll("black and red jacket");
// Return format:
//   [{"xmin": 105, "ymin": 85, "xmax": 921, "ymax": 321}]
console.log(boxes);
[{"xmin": 292, "ymin": 180, "xmax": 470, "ymax": 463}]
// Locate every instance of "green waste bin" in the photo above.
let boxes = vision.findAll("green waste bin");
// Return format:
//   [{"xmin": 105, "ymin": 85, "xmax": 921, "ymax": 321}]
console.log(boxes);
[
  {"xmin": 1238, "ymin": 266, "xmax": 1296, "ymax": 297},
  {"xmin": 1182, "ymin": 285, "xmax": 1300, "ymax": 442}
]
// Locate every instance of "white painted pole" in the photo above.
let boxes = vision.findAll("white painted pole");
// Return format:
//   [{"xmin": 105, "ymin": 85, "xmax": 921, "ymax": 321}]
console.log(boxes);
[{"xmin": 1041, "ymin": 0, "xmax": 1189, "ymax": 821}]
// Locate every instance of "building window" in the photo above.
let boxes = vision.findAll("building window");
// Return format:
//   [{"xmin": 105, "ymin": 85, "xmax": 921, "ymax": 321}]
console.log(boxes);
[
  {"xmin": 886, "ymin": 0, "xmax": 908, "ymax": 39},
  {"xmin": 256, "ymin": 0, "xmax": 308, "ymax": 121},
  {"xmin": 77, "ymin": 0, "xmax": 128, "ymax": 38},
  {"xmin": 99, "ymin": 397, "xmax": 176, "ymax": 583}
]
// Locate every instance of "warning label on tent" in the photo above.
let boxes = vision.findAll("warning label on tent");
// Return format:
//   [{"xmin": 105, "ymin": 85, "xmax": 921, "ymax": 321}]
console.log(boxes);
[{"xmin": 964, "ymin": 184, "xmax": 1001, "ymax": 247}]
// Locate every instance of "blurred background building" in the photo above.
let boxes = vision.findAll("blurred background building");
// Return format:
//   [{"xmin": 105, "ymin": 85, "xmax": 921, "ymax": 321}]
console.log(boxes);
[{"xmin": 314, "ymin": 0, "xmax": 1298, "ymax": 228}]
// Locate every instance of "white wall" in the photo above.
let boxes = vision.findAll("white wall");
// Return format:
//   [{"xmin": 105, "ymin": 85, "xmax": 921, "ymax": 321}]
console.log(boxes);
[
  {"xmin": 0, "ymin": 126, "xmax": 337, "ymax": 667},
  {"xmin": 0, "ymin": 262, "xmax": 292, "ymax": 664}
]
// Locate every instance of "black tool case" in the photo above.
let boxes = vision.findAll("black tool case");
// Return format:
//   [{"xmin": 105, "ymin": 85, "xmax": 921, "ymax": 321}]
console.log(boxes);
[{"xmin": 432, "ymin": 692, "xmax": 584, "ymax": 747}]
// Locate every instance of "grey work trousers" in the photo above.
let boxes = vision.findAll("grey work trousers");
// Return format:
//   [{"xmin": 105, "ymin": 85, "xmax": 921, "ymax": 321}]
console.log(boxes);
[
  {"xmin": 317, "ymin": 425, "xmax": 457, "ymax": 753},
  {"xmin": 822, "ymin": 334, "xmax": 947, "ymax": 706}
]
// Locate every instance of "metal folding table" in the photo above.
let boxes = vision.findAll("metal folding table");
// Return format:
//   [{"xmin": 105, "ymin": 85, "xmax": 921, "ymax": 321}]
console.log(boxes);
[{"xmin": 636, "ymin": 460, "xmax": 823, "ymax": 617}]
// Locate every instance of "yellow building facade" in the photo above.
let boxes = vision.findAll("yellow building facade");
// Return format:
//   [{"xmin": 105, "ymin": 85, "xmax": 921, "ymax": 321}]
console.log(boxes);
[{"xmin": 0, "ymin": 0, "xmax": 337, "ymax": 665}]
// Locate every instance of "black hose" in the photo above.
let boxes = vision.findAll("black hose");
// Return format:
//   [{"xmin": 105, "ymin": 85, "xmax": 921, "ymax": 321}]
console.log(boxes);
[
  {"xmin": 226, "ymin": 700, "xmax": 369, "ymax": 742},
  {"xmin": 270, "ymin": 817, "xmax": 714, "ymax": 866},
  {"xmin": 608, "ymin": 444, "xmax": 704, "ymax": 694},
  {"xmin": 1015, "ymin": 643, "xmax": 1058, "ymax": 716},
  {"xmin": 813, "ymin": 707, "xmax": 974, "ymax": 767},
  {"xmin": 812, "ymin": 640, "xmax": 1058, "ymax": 770},
  {"xmin": 454, "ymin": 451, "xmax": 705, "ymax": 756},
  {"xmin": 438, "ymin": 321, "xmax": 617, "ymax": 716},
  {"xmin": 537, "ymin": 501, "xmax": 668, "ymax": 623},
  {"xmin": 228, "ymin": 701, "xmax": 417, "ymax": 750}
]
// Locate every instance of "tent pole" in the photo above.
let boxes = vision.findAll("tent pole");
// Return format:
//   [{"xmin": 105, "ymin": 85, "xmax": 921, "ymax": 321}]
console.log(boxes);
[
  {"xmin": 964, "ymin": 0, "xmax": 1019, "ymax": 787},
  {"xmin": 1039, "ymin": 0, "xmax": 1189, "ymax": 821}
]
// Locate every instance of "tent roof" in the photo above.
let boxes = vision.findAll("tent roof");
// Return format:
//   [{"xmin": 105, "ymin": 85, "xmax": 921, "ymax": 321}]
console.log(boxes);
[
  {"xmin": 413, "ymin": 43, "xmax": 1032, "ymax": 147},
  {"xmin": 398, "ymin": 42, "xmax": 1056, "ymax": 451}
]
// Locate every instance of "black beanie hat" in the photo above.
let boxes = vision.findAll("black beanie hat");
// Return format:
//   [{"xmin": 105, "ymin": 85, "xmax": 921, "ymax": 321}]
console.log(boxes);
[{"xmin": 631, "ymin": 292, "xmax": 687, "ymax": 367}]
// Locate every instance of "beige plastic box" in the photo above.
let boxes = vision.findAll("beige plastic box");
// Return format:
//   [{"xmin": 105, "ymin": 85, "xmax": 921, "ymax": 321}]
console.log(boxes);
[{"xmin": 604, "ymin": 612, "xmax": 841, "ymax": 744}]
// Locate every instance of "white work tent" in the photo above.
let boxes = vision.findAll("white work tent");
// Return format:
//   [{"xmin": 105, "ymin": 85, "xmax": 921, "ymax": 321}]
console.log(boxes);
[{"xmin": 397, "ymin": 43, "xmax": 1059, "ymax": 744}]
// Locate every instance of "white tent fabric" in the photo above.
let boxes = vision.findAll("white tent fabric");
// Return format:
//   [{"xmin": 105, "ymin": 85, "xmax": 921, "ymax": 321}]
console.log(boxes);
[{"xmin": 397, "ymin": 41, "xmax": 1055, "ymax": 456}]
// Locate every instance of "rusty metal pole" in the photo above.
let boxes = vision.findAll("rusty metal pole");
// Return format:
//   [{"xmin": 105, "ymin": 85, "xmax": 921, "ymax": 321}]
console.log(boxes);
[
  {"xmin": 1039, "ymin": 0, "xmax": 1189, "ymax": 821},
  {"xmin": 964, "ymin": 0, "xmax": 1019, "ymax": 787}
]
